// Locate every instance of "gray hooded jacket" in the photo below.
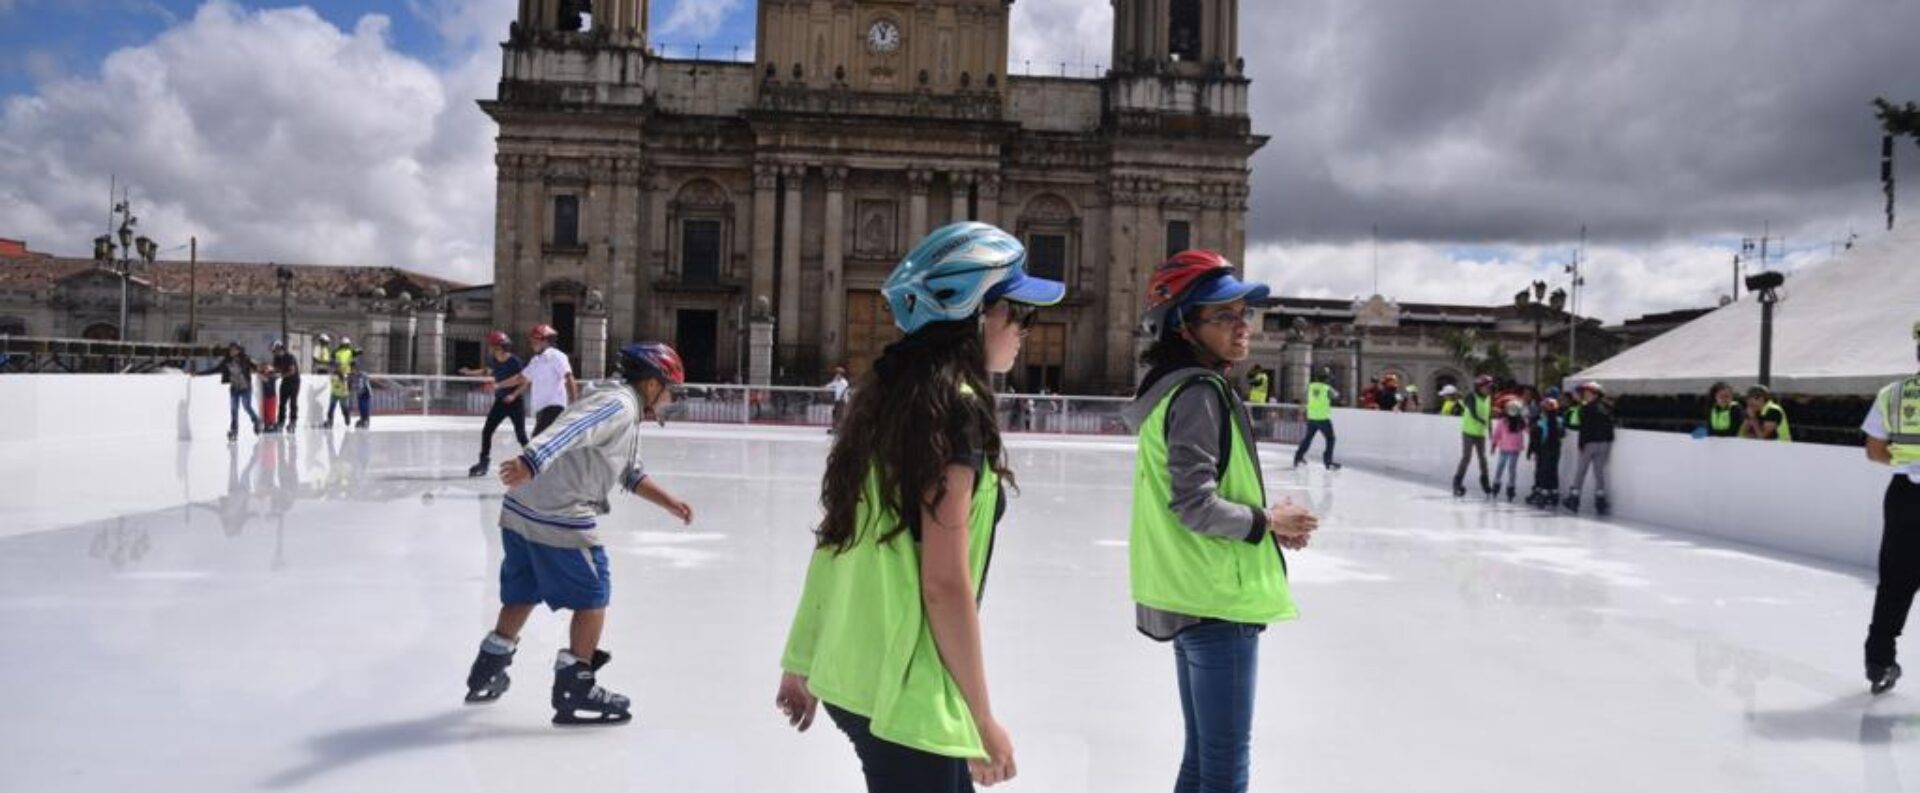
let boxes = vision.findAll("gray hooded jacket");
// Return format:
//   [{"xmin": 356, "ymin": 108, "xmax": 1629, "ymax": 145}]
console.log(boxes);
[{"xmin": 501, "ymin": 381, "xmax": 646, "ymax": 549}]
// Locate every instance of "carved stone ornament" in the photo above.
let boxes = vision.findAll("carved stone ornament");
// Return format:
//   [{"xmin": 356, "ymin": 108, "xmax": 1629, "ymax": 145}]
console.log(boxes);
[{"xmin": 1023, "ymin": 194, "xmax": 1075, "ymax": 224}]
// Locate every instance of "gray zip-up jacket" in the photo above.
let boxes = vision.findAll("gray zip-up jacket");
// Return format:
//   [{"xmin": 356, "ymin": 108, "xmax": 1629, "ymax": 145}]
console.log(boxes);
[
  {"xmin": 1122, "ymin": 366, "xmax": 1273, "ymax": 639},
  {"xmin": 502, "ymin": 381, "xmax": 646, "ymax": 550}
]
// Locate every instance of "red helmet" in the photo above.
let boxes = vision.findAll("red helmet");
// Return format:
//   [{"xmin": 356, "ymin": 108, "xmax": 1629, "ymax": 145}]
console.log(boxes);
[
  {"xmin": 486, "ymin": 330, "xmax": 511, "ymax": 349},
  {"xmin": 619, "ymin": 342, "xmax": 685, "ymax": 385},
  {"xmin": 530, "ymin": 324, "xmax": 559, "ymax": 341},
  {"xmin": 1474, "ymin": 374, "xmax": 1495, "ymax": 389},
  {"xmin": 1140, "ymin": 250, "xmax": 1269, "ymax": 336}
]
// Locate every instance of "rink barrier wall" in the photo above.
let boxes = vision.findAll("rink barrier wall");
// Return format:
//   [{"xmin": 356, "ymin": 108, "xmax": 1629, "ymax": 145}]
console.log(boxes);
[{"xmin": 1317, "ymin": 407, "xmax": 1888, "ymax": 569}]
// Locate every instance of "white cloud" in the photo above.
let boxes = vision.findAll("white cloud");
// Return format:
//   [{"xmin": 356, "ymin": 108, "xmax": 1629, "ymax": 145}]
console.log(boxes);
[
  {"xmin": 656, "ymin": 0, "xmax": 740, "ymax": 41},
  {"xmin": 1243, "ymin": 237, "xmax": 1841, "ymax": 324},
  {"xmin": 1007, "ymin": 0, "xmax": 1109, "ymax": 77},
  {"xmin": 0, "ymin": 0, "xmax": 499, "ymax": 283}
]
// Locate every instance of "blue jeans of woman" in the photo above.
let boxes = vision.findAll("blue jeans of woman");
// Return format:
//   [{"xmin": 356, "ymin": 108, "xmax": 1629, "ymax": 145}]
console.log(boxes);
[
  {"xmin": 228, "ymin": 389, "xmax": 260, "ymax": 434},
  {"xmin": 1173, "ymin": 621, "xmax": 1261, "ymax": 793}
]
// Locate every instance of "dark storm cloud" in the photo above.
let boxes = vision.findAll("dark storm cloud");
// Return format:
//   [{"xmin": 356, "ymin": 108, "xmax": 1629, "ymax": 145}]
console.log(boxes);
[{"xmin": 1239, "ymin": 0, "xmax": 1920, "ymax": 244}]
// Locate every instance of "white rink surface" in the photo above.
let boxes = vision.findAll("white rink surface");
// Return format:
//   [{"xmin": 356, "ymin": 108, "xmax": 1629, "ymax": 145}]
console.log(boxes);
[{"xmin": 2, "ymin": 421, "xmax": 1917, "ymax": 793}]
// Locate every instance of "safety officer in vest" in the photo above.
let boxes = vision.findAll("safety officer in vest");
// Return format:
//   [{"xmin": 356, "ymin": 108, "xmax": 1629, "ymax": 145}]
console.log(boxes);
[
  {"xmin": 775, "ymin": 223, "xmax": 1065, "ymax": 791},
  {"xmin": 1438, "ymin": 384, "xmax": 1463, "ymax": 416},
  {"xmin": 1740, "ymin": 385, "xmax": 1792, "ymax": 442},
  {"xmin": 1452, "ymin": 375, "xmax": 1496, "ymax": 497},
  {"xmin": 1247, "ymin": 367, "xmax": 1272, "ymax": 405},
  {"xmin": 1122, "ymin": 250, "xmax": 1317, "ymax": 793},
  {"xmin": 1861, "ymin": 319, "xmax": 1920, "ymax": 695},
  {"xmin": 1294, "ymin": 367, "xmax": 1342, "ymax": 470}
]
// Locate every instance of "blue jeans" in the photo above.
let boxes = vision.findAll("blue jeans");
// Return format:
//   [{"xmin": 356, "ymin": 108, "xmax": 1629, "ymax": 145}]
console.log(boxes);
[
  {"xmin": 228, "ymin": 389, "xmax": 260, "ymax": 433},
  {"xmin": 1294, "ymin": 419, "xmax": 1335, "ymax": 465},
  {"xmin": 1174, "ymin": 622, "xmax": 1261, "ymax": 793}
]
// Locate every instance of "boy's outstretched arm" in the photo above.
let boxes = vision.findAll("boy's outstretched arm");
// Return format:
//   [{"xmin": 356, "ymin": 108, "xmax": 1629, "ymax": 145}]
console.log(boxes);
[{"xmin": 631, "ymin": 474, "xmax": 693, "ymax": 525}]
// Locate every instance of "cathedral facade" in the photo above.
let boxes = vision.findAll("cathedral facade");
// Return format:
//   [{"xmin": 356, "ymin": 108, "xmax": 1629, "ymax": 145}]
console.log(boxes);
[{"xmin": 482, "ymin": 0, "xmax": 1263, "ymax": 393}]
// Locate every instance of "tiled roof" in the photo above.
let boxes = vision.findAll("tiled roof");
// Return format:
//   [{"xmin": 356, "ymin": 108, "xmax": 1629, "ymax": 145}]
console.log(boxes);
[{"xmin": 0, "ymin": 253, "xmax": 469, "ymax": 300}]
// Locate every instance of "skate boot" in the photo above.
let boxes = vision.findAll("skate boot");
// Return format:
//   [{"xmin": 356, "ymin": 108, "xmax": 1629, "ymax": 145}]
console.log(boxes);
[
  {"xmin": 1541, "ymin": 490, "xmax": 1559, "ymax": 510},
  {"xmin": 227, "ymin": 428, "xmax": 238, "ymax": 443},
  {"xmin": 1452, "ymin": 479, "xmax": 1467, "ymax": 498},
  {"xmin": 468, "ymin": 458, "xmax": 491, "ymax": 478},
  {"xmin": 464, "ymin": 633, "xmax": 516, "ymax": 704},
  {"xmin": 1595, "ymin": 494, "xmax": 1611, "ymax": 516},
  {"xmin": 1871, "ymin": 662, "xmax": 1902, "ymax": 695},
  {"xmin": 1563, "ymin": 492, "xmax": 1581, "ymax": 513},
  {"xmin": 1293, "ymin": 456, "xmax": 1305, "ymax": 468},
  {"xmin": 1326, "ymin": 462, "xmax": 1342, "ymax": 471},
  {"xmin": 356, "ymin": 417, "xmax": 369, "ymax": 430},
  {"xmin": 253, "ymin": 420, "xmax": 263, "ymax": 436},
  {"xmin": 1507, "ymin": 485, "xmax": 1516, "ymax": 503},
  {"xmin": 552, "ymin": 650, "xmax": 631, "ymax": 726}
]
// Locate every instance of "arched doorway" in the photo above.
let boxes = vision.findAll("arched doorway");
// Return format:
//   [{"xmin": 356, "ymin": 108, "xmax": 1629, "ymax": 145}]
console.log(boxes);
[{"xmin": 83, "ymin": 323, "xmax": 119, "ymax": 341}]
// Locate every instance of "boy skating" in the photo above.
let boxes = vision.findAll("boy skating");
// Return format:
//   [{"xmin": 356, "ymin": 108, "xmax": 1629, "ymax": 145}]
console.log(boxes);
[
  {"xmin": 462, "ymin": 330, "xmax": 530, "ymax": 477},
  {"xmin": 464, "ymin": 342, "xmax": 695, "ymax": 726}
]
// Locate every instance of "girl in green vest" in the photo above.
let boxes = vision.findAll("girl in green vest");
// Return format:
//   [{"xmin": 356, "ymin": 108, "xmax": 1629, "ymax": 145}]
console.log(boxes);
[
  {"xmin": 774, "ymin": 223, "xmax": 1065, "ymax": 792},
  {"xmin": 1705, "ymin": 382, "xmax": 1744, "ymax": 438},
  {"xmin": 1123, "ymin": 250, "xmax": 1319, "ymax": 793}
]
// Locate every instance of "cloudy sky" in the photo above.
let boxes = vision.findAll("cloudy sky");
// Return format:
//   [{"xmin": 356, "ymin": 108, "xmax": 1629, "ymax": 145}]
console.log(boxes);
[{"xmin": 3, "ymin": 0, "xmax": 1917, "ymax": 323}]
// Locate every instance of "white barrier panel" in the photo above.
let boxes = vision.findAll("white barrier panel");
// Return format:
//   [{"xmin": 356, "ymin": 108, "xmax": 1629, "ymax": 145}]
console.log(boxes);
[
  {"xmin": 1317, "ymin": 407, "xmax": 1889, "ymax": 568},
  {"xmin": 1, "ymin": 372, "xmax": 231, "ymax": 443}
]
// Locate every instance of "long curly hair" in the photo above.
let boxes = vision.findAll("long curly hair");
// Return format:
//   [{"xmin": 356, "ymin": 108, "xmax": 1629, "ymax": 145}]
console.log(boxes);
[{"xmin": 815, "ymin": 319, "xmax": 1014, "ymax": 553}]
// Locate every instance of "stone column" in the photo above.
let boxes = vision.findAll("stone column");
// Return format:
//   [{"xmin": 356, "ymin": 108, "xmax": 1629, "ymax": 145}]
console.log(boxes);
[
  {"xmin": 364, "ymin": 312, "xmax": 392, "ymax": 374},
  {"xmin": 394, "ymin": 311, "xmax": 418, "ymax": 374},
  {"xmin": 749, "ymin": 316, "xmax": 775, "ymax": 386},
  {"xmin": 751, "ymin": 164, "xmax": 779, "ymax": 320},
  {"xmin": 1227, "ymin": 183, "xmax": 1250, "ymax": 263},
  {"xmin": 778, "ymin": 164, "xmax": 806, "ymax": 353},
  {"xmin": 822, "ymin": 166, "xmax": 848, "ymax": 370},
  {"xmin": 949, "ymin": 171, "xmax": 973, "ymax": 224},
  {"xmin": 1283, "ymin": 338, "xmax": 1313, "ymax": 404},
  {"xmin": 417, "ymin": 306, "xmax": 446, "ymax": 376},
  {"xmin": 977, "ymin": 174, "xmax": 1001, "ymax": 228},
  {"xmin": 579, "ymin": 304, "xmax": 609, "ymax": 380},
  {"xmin": 1105, "ymin": 178, "xmax": 1141, "ymax": 389},
  {"xmin": 908, "ymin": 169, "xmax": 931, "ymax": 244},
  {"xmin": 1347, "ymin": 340, "xmax": 1362, "ymax": 405},
  {"xmin": 640, "ymin": 166, "xmax": 667, "ymax": 341}
]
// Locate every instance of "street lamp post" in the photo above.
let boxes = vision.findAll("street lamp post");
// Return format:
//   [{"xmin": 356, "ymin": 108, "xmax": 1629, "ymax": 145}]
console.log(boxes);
[
  {"xmin": 93, "ymin": 196, "xmax": 158, "ymax": 344},
  {"xmin": 275, "ymin": 265, "xmax": 293, "ymax": 344},
  {"xmin": 1514, "ymin": 281, "xmax": 1568, "ymax": 387},
  {"xmin": 1746, "ymin": 270, "xmax": 1786, "ymax": 387}
]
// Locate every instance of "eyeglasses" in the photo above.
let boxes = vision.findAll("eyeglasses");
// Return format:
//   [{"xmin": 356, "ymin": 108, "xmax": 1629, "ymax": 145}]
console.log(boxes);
[{"xmin": 1186, "ymin": 307, "xmax": 1257, "ymax": 328}]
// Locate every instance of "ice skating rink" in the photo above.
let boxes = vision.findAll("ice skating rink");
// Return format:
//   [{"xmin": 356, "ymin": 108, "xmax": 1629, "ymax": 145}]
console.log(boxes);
[{"xmin": 1, "ymin": 421, "xmax": 1916, "ymax": 793}]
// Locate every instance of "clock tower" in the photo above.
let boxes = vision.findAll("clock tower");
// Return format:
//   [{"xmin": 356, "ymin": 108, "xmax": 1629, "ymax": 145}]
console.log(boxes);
[{"xmin": 755, "ymin": 0, "xmax": 1011, "ymax": 96}]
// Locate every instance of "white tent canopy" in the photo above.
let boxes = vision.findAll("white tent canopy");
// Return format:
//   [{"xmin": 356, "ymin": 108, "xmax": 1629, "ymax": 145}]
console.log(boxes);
[{"xmin": 1574, "ymin": 223, "xmax": 1920, "ymax": 396}]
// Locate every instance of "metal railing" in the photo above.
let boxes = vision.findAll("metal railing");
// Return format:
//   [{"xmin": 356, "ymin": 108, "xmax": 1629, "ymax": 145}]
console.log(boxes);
[
  {"xmin": 0, "ymin": 335, "xmax": 228, "ymax": 374},
  {"xmin": 360, "ymin": 377, "xmax": 1308, "ymax": 443}
]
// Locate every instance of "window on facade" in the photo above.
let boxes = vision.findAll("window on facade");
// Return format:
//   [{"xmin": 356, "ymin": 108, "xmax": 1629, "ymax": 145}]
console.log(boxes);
[
  {"xmin": 682, "ymin": 219, "xmax": 722, "ymax": 285},
  {"xmin": 1028, "ymin": 234, "xmax": 1068, "ymax": 283},
  {"xmin": 1169, "ymin": 0, "xmax": 1202, "ymax": 62},
  {"xmin": 0, "ymin": 316, "xmax": 26, "ymax": 337},
  {"xmin": 1166, "ymin": 220, "xmax": 1192, "ymax": 258},
  {"xmin": 553, "ymin": 195, "xmax": 580, "ymax": 248},
  {"xmin": 1020, "ymin": 323, "xmax": 1067, "ymax": 393}
]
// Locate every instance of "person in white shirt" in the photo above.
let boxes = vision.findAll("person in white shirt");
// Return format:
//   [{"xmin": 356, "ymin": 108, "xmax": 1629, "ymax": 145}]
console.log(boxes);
[
  {"xmin": 825, "ymin": 366, "xmax": 851, "ymax": 434},
  {"xmin": 495, "ymin": 324, "xmax": 578, "ymax": 436}
]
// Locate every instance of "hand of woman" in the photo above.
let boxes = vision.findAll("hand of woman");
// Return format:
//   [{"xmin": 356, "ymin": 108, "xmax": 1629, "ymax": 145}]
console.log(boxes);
[
  {"xmin": 774, "ymin": 672, "xmax": 818, "ymax": 731},
  {"xmin": 1266, "ymin": 498, "xmax": 1318, "ymax": 539},
  {"xmin": 969, "ymin": 718, "xmax": 1018, "ymax": 786}
]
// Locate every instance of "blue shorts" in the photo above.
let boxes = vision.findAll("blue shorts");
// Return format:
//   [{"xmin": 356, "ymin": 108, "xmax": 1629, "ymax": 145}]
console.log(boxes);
[{"xmin": 499, "ymin": 528, "xmax": 611, "ymax": 611}]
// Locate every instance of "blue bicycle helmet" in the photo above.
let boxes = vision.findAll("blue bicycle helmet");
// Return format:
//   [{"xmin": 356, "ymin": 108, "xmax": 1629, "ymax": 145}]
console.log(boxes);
[{"xmin": 883, "ymin": 222, "xmax": 1066, "ymax": 335}]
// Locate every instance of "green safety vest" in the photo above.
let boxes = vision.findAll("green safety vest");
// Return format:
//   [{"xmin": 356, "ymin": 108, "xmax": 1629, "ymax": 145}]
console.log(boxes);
[
  {"xmin": 1880, "ymin": 377, "xmax": 1920, "ymax": 465},
  {"xmin": 779, "ymin": 459, "xmax": 1002, "ymax": 759},
  {"xmin": 1130, "ymin": 376, "xmax": 1298, "ymax": 626},
  {"xmin": 1249, "ymin": 373, "xmax": 1270, "ymax": 405},
  {"xmin": 1460, "ymin": 394, "xmax": 1493, "ymax": 438},
  {"xmin": 1760, "ymin": 400, "xmax": 1793, "ymax": 443},
  {"xmin": 1306, "ymin": 382, "xmax": 1333, "ymax": 421},
  {"xmin": 334, "ymin": 347, "xmax": 355, "ymax": 375},
  {"xmin": 1440, "ymin": 398, "xmax": 1462, "ymax": 417},
  {"xmin": 1566, "ymin": 404, "xmax": 1582, "ymax": 431},
  {"xmin": 1709, "ymin": 404, "xmax": 1736, "ymax": 434}
]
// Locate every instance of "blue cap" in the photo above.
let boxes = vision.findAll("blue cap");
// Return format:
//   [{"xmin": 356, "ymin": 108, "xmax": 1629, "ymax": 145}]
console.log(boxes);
[
  {"xmin": 1184, "ymin": 271, "xmax": 1270, "ymax": 307},
  {"xmin": 986, "ymin": 269, "xmax": 1066, "ymax": 307}
]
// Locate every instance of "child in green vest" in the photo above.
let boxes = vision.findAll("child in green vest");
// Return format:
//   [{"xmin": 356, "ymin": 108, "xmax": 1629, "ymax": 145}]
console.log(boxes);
[
  {"xmin": 775, "ymin": 223, "xmax": 1065, "ymax": 791},
  {"xmin": 1451, "ymin": 375, "xmax": 1496, "ymax": 497},
  {"xmin": 1122, "ymin": 250, "xmax": 1318, "ymax": 793}
]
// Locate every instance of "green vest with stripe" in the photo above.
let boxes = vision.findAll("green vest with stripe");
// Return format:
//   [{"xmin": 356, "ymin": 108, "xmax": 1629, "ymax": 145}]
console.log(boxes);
[
  {"xmin": 1760, "ymin": 400, "xmax": 1793, "ymax": 443},
  {"xmin": 1880, "ymin": 377, "xmax": 1920, "ymax": 466},
  {"xmin": 1709, "ymin": 404, "xmax": 1736, "ymax": 434},
  {"xmin": 1460, "ymin": 394, "xmax": 1493, "ymax": 438},
  {"xmin": 1306, "ymin": 382, "xmax": 1333, "ymax": 421},
  {"xmin": 779, "ymin": 460, "xmax": 1002, "ymax": 759},
  {"xmin": 1129, "ymin": 376, "xmax": 1298, "ymax": 625},
  {"xmin": 1248, "ymin": 372, "xmax": 1271, "ymax": 405}
]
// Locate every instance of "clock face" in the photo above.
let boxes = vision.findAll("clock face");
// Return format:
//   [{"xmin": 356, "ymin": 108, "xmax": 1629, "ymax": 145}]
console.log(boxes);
[{"xmin": 867, "ymin": 20, "xmax": 901, "ymax": 53}]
